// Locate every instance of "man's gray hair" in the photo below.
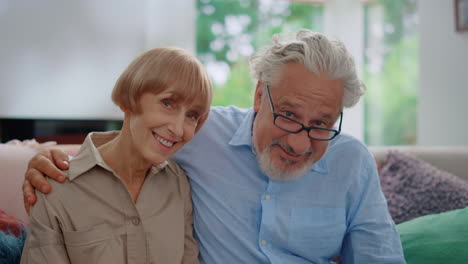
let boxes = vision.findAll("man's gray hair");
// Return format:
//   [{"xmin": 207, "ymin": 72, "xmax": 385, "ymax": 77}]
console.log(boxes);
[{"xmin": 249, "ymin": 30, "xmax": 364, "ymax": 108}]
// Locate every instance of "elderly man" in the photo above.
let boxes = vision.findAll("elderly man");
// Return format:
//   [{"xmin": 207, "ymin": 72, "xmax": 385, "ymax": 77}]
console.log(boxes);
[{"xmin": 23, "ymin": 30, "xmax": 405, "ymax": 263}]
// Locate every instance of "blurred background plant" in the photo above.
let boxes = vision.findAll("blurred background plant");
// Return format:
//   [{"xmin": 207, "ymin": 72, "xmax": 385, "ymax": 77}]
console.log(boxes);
[
  {"xmin": 196, "ymin": 0, "xmax": 323, "ymax": 108},
  {"xmin": 363, "ymin": 0, "xmax": 418, "ymax": 145}
]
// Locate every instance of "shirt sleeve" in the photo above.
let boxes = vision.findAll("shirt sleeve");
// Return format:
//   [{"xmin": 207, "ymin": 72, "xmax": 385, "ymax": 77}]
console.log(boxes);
[
  {"xmin": 341, "ymin": 159, "xmax": 406, "ymax": 264},
  {"xmin": 179, "ymin": 171, "xmax": 200, "ymax": 264},
  {"xmin": 20, "ymin": 191, "xmax": 71, "ymax": 264}
]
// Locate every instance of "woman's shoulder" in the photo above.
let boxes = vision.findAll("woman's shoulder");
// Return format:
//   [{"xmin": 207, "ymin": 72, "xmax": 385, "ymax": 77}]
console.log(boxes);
[
  {"xmin": 165, "ymin": 160, "xmax": 191, "ymax": 191},
  {"xmin": 36, "ymin": 170, "xmax": 76, "ymax": 205},
  {"xmin": 38, "ymin": 164, "xmax": 106, "ymax": 207},
  {"xmin": 165, "ymin": 160, "xmax": 187, "ymax": 179}
]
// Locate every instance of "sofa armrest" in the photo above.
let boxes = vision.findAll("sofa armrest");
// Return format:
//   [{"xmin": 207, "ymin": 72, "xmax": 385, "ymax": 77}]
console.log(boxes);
[
  {"xmin": 0, "ymin": 143, "xmax": 81, "ymax": 224},
  {"xmin": 0, "ymin": 144, "xmax": 38, "ymax": 223}
]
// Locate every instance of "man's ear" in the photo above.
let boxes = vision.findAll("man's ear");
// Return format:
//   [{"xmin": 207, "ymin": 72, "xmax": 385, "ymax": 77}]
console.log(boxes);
[{"xmin": 253, "ymin": 80, "xmax": 264, "ymax": 112}]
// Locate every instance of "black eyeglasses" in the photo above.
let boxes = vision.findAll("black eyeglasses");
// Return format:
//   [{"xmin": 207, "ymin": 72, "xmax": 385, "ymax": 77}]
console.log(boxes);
[{"xmin": 265, "ymin": 84, "xmax": 342, "ymax": 141}]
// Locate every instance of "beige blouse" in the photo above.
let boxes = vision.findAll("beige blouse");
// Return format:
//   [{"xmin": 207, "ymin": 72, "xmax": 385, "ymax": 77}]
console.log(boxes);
[{"xmin": 21, "ymin": 132, "xmax": 199, "ymax": 264}]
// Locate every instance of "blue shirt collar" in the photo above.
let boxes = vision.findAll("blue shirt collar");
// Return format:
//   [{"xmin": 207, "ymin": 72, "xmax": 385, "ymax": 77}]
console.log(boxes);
[
  {"xmin": 227, "ymin": 108, "xmax": 328, "ymax": 174},
  {"xmin": 228, "ymin": 108, "xmax": 255, "ymax": 147}
]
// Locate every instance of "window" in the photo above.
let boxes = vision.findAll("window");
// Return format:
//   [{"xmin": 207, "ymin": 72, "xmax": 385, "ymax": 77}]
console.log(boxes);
[
  {"xmin": 363, "ymin": 0, "xmax": 419, "ymax": 145},
  {"xmin": 196, "ymin": 0, "xmax": 324, "ymax": 107},
  {"xmin": 197, "ymin": 0, "xmax": 420, "ymax": 145}
]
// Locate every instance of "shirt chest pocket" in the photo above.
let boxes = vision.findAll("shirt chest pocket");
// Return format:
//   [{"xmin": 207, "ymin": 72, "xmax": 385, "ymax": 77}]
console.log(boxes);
[
  {"xmin": 288, "ymin": 207, "xmax": 346, "ymax": 252},
  {"xmin": 63, "ymin": 224, "xmax": 124, "ymax": 264}
]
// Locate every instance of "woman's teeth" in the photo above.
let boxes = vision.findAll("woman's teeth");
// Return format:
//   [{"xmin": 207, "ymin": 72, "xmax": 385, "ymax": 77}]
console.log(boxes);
[{"xmin": 154, "ymin": 133, "xmax": 174, "ymax": 147}]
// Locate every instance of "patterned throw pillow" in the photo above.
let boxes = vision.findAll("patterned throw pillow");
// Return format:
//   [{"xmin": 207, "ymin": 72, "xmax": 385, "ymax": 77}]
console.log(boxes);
[
  {"xmin": 0, "ymin": 209, "xmax": 25, "ymax": 237},
  {"xmin": 379, "ymin": 151, "xmax": 468, "ymax": 224},
  {"xmin": 0, "ymin": 230, "xmax": 27, "ymax": 264},
  {"xmin": 0, "ymin": 209, "xmax": 27, "ymax": 264}
]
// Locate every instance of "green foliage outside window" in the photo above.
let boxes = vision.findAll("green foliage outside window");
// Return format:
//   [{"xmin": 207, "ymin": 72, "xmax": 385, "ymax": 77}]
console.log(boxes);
[
  {"xmin": 363, "ymin": 0, "xmax": 418, "ymax": 145},
  {"xmin": 196, "ymin": 0, "xmax": 323, "ymax": 107},
  {"xmin": 197, "ymin": 0, "xmax": 419, "ymax": 146}
]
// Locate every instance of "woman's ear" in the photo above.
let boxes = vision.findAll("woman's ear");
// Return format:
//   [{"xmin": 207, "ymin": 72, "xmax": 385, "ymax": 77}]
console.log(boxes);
[
  {"xmin": 253, "ymin": 80, "xmax": 264, "ymax": 113},
  {"xmin": 119, "ymin": 105, "xmax": 130, "ymax": 114}
]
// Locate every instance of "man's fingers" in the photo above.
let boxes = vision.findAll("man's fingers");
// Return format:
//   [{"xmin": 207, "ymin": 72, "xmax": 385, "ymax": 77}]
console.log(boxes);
[
  {"xmin": 51, "ymin": 149, "xmax": 70, "ymax": 172},
  {"xmin": 22, "ymin": 149, "xmax": 67, "ymax": 213},
  {"xmin": 29, "ymin": 154, "xmax": 65, "ymax": 183},
  {"xmin": 22, "ymin": 179, "xmax": 37, "ymax": 203},
  {"xmin": 23, "ymin": 198, "xmax": 30, "ymax": 215},
  {"xmin": 25, "ymin": 167, "xmax": 52, "ymax": 194},
  {"xmin": 22, "ymin": 179, "xmax": 36, "ymax": 214}
]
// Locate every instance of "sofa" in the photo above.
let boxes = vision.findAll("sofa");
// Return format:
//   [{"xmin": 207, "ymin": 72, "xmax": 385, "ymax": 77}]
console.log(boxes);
[
  {"xmin": 0, "ymin": 141, "xmax": 79, "ymax": 224},
  {"xmin": 1, "ymin": 142, "xmax": 467, "ymax": 222},
  {"xmin": 1, "ymin": 142, "xmax": 468, "ymax": 263}
]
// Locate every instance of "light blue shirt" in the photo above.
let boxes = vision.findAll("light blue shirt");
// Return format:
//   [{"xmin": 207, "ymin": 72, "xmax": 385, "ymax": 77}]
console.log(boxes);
[{"xmin": 174, "ymin": 106, "xmax": 405, "ymax": 264}]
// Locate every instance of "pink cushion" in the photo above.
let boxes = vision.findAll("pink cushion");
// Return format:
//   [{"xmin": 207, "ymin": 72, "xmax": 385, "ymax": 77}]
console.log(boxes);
[{"xmin": 0, "ymin": 144, "xmax": 38, "ymax": 224}]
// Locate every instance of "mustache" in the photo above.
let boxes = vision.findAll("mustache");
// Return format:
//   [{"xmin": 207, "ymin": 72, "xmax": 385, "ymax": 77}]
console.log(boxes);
[{"xmin": 270, "ymin": 140, "xmax": 313, "ymax": 156}]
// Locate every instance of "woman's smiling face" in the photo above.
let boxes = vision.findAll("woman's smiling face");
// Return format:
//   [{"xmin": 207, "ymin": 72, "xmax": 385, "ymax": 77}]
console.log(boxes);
[{"xmin": 127, "ymin": 90, "xmax": 206, "ymax": 165}]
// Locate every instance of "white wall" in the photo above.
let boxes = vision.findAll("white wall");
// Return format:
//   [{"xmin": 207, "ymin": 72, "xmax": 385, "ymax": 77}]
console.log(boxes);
[
  {"xmin": 418, "ymin": 0, "xmax": 468, "ymax": 146},
  {"xmin": 0, "ymin": 0, "xmax": 195, "ymax": 120}
]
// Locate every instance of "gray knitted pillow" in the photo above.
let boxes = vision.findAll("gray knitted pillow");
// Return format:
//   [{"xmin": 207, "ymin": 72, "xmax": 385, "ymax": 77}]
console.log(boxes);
[{"xmin": 380, "ymin": 151, "xmax": 468, "ymax": 224}]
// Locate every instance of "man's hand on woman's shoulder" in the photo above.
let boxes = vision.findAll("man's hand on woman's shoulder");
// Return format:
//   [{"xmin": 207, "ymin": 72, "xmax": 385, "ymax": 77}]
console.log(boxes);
[{"xmin": 23, "ymin": 149, "xmax": 70, "ymax": 214}]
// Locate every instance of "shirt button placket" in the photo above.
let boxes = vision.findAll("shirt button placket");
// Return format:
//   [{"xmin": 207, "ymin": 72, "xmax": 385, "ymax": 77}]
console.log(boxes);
[
  {"xmin": 127, "ymin": 215, "xmax": 144, "ymax": 263},
  {"xmin": 259, "ymin": 190, "xmax": 276, "ymax": 261}
]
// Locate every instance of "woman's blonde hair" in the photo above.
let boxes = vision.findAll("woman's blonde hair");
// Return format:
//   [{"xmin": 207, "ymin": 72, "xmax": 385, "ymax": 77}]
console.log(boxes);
[{"xmin": 112, "ymin": 47, "xmax": 212, "ymax": 131}]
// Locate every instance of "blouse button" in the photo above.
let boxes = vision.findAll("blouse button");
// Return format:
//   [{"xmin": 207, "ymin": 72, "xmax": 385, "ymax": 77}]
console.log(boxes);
[{"xmin": 131, "ymin": 217, "xmax": 140, "ymax": 225}]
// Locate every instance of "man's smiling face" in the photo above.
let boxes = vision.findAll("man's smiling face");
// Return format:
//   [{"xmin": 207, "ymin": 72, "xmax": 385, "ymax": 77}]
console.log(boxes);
[{"xmin": 252, "ymin": 62, "xmax": 344, "ymax": 181}]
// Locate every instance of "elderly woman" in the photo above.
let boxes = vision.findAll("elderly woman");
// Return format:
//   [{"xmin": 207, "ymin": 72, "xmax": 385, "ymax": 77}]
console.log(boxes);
[{"xmin": 20, "ymin": 47, "xmax": 212, "ymax": 264}]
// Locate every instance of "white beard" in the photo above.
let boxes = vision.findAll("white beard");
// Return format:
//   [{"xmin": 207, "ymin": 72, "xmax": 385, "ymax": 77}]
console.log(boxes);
[{"xmin": 253, "ymin": 139, "xmax": 315, "ymax": 181}]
